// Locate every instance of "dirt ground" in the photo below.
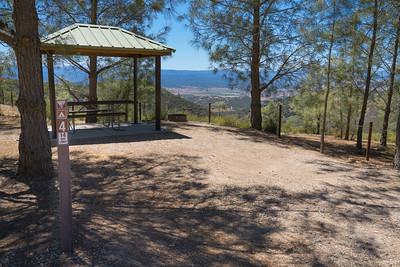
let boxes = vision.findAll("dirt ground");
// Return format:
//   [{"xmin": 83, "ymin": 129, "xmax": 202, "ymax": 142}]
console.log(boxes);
[{"xmin": 1, "ymin": 115, "xmax": 400, "ymax": 266}]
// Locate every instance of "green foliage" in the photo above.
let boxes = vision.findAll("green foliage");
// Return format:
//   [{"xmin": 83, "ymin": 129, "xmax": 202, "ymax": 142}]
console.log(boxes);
[
  {"xmin": 262, "ymin": 102, "xmax": 278, "ymax": 133},
  {"xmin": 211, "ymin": 115, "xmax": 250, "ymax": 129},
  {"xmin": 188, "ymin": 0, "xmax": 311, "ymax": 94},
  {"xmin": 187, "ymin": 113, "xmax": 250, "ymax": 129},
  {"xmin": 212, "ymin": 101, "xmax": 228, "ymax": 111}
]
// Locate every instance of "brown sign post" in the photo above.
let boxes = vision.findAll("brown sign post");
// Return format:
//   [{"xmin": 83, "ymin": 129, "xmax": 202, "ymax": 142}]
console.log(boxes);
[{"xmin": 56, "ymin": 100, "xmax": 73, "ymax": 253}]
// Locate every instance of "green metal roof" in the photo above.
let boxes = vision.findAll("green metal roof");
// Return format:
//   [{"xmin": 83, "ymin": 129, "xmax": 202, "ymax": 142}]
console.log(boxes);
[{"xmin": 41, "ymin": 24, "xmax": 175, "ymax": 57}]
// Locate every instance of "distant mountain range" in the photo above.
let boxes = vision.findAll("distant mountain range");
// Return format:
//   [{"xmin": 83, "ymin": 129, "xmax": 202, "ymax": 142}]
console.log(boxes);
[
  {"xmin": 160, "ymin": 70, "xmax": 230, "ymax": 88},
  {"xmin": 40, "ymin": 67, "xmax": 231, "ymax": 89}
]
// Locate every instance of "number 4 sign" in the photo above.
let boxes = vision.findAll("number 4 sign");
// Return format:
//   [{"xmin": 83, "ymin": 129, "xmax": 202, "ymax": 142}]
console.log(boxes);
[{"xmin": 56, "ymin": 100, "xmax": 69, "ymax": 145}]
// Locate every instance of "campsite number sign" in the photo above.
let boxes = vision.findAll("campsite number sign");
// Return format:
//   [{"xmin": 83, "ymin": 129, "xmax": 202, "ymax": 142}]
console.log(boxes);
[
  {"xmin": 56, "ymin": 101, "xmax": 69, "ymax": 145},
  {"xmin": 56, "ymin": 100, "xmax": 73, "ymax": 253}
]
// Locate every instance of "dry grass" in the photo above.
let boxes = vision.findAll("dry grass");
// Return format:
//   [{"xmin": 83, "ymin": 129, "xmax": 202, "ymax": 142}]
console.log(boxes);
[{"xmin": 0, "ymin": 104, "xmax": 19, "ymax": 117}]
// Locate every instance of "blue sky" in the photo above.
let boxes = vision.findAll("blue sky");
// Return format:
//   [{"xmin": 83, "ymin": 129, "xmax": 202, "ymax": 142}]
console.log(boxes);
[
  {"xmin": 151, "ymin": 6, "xmax": 210, "ymax": 70},
  {"xmin": 0, "ymin": 4, "xmax": 211, "ymax": 71}
]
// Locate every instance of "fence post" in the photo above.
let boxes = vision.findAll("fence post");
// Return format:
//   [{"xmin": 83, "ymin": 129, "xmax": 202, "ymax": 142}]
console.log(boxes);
[
  {"xmin": 10, "ymin": 91, "xmax": 13, "ymax": 107},
  {"xmin": 139, "ymin": 102, "xmax": 142, "ymax": 121},
  {"xmin": 366, "ymin": 122, "xmax": 373, "ymax": 161},
  {"xmin": 208, "ymin": 103, "xmax": 211, "ymax": 124},
  {"xmin": 277, "ymin": 103, "xmax": 282, "ymax": 138}
]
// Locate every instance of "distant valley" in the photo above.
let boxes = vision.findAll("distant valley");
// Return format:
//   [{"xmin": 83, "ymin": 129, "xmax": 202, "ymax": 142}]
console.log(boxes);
[
  {"xmin": 44, "ymin": 67, "xmax": 232, "ymax": 89},
  {"xmin": 46, "ymin": 67, "xmax": 252, "ymax": 112}
]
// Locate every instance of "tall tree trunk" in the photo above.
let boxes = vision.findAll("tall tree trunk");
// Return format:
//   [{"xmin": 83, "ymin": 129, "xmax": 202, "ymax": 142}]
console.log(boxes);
[
  {"xmin": 345, "ymin": 21, "xmax": 357, "ymax": 141},
  {"xmin": 394, "ymin": 105, "xmax": 400, "ymax": 169},
  {"xmin": 86, "ymin": 0, "xmax": 98, "ymax": 123},
  {"xmin": 13, "ymin": 0, "xmax": 53, "ymax": 178},
  {"xmin": 356, "ymin": 0, "xmax": 378, "ymax": 150},
  {"xmin": 0, "ymin": 87, "xmax": 4, "ymax": 104},
  {"xmin": 339, "ymin": 108, "xmax": 343, "ymax": 139},
  {"xmin": 380, "ymin": 15, "xmax": 400, "ymax": 147},
  {"xmin": 344, "ymin": 85, "xmax": 353, "ymax": 140},
  {"xmin": 320, "ymin": 0, "xmax": 336, "ymax": 153},
  {"xmin": 250, "ymin": 0, "xmax": 262, "ymax": 130}
]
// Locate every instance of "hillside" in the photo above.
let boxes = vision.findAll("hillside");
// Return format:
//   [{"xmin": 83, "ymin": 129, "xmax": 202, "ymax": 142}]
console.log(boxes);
[{"xmin": 162, "ymin": 89, "xmax": 208, "ymax": 116}]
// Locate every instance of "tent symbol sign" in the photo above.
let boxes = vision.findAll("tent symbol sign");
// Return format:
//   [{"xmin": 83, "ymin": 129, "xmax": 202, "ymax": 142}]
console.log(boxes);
[{"xmin": 57, "ymin": 111, "xmax": 67, "ymax": 119}]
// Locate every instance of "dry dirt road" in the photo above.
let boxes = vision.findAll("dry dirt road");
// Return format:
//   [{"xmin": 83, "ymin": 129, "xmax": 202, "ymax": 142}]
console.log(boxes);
[{"xmin": 1, "ymin": 118, "xmax": 400, "ymax": 266}]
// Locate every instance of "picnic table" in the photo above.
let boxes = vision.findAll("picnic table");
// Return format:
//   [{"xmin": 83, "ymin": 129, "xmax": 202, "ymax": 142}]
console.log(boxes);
[{"xmin": 67, "ymin": 100, "xmax": 134, "ymax": 132}]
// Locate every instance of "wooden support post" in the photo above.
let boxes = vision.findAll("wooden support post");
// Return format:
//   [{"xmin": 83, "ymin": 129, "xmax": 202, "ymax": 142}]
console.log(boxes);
[
  {"xmin": 208, "ymin": 103, "xmax": 211, "ymax": 124},
  {"xmin": 143, "ymin": 103, "xmax": 146, "ymax": 120},
  {"xmin": 47, "ymin": 54, "xmax": 57, "ymax": 139},
  {"xmin": 10, "ymin": 91, "xmax": 13, "ymax": 107},
  {"xmin": 139, "ymin": 102, "xmax": 142, "ymax": 121},
  {"xmin": 125, "ymin": 103, "xmax": 128, "ymax": 122},
  {"xmin": 155, "ymin": 56, "xmax": 161, "ymax": 131},
  {"xmin": 366, "ymin": 122, "xmax": 373, "ymax": 161},
  {"xmin": 277, "ymin": 104, "xmax": 282, "ymax": 138},
  {"xmin": 133, "ymin": 57, "xmax": 138, "ymax": 124}
]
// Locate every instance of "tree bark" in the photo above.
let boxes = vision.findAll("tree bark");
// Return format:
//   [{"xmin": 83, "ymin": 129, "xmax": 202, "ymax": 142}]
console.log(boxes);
[
  {"xmin": 0, "ymin": 87, "xmax": 4, "ymax": 104},
  {"xmin": 394, "ymin": 105, "xmax": 400, "ymax": 169},
  {"xmin": 356, "ymin": 0, "xmax": 378, "ymax": 150},
  {"xmin": 380, "ymin": 15, "xmax": 400, "ymax": 147},
  {"xmin": 250, "ymin": 0, "xmax": 262, "ymax": 130},
  {"xmin": 345, "ymin": 85, "xmax": 353, "ymax": 140},
  {"xmin": 339, "ymin": 108, "xmax": 343, "ymax": 139},
  {"xmin": 345, "ymin": 21, "xmax": 357, "ymax": 141},
  {"xmin": 13, "ymin": 0, "xmax": 53, "ymax": 178},
  {"xmin": 320, "ymin": 0, "xmax": 336, "ymax": 153}
]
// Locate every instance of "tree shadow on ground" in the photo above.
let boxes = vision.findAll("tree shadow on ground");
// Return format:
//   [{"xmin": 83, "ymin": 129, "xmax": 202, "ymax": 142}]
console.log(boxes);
[
  {"xmin": 0, "ymin": 118, "xmax": 20, "ymax": 135},
  {"xmin": 50, "ymin": 131, "xmax": 191, "ymax": 147},
  {"xmin": 0, "ymin": 156, "xmax": 59, "ymax": 265},
  {"xmin": 168, "ymin": 122, "xmax": 395, "ymax": 166},
  {"xmin": 2, "ymin": 150, "xmax": 399, "ymax": 266}
]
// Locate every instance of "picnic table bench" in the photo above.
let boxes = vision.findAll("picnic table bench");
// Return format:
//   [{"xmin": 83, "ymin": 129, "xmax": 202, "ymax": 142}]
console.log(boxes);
[{"xmin": 67, "ymin": 100, "xmax": 134, "ymax": 132}]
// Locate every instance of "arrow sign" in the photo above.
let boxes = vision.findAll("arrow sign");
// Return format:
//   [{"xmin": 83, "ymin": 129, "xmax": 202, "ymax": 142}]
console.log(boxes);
[{"xmin": 56, "ymin": 101, "xmax": 67, "ymax": 110}]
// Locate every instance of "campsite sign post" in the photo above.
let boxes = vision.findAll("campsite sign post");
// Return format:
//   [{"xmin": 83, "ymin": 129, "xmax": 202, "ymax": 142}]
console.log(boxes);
[{"xmin": 56, "ymin": 100, "xmax": 73, "ymax": 253}]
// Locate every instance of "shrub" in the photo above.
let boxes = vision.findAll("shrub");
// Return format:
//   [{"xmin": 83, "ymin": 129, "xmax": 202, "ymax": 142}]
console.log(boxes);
[
  {"xmin": 211, "ymin": 115, "xmax": 250, "ymax": 128},
  {"xmin": 262, "ymin": 102, "xmax": 278, "ymax": 133}
]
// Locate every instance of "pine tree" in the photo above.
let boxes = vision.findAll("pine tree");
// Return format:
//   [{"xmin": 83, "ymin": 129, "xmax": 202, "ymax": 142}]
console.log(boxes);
[
  {"xmin": 380, "ymin": 14, "xmax": 400, "ymax": 146},
  {"xmin": 41, "ymin": 0, "xmax": 175, "ymax": 122},
  {"xmin": 320, "ymin": 0, "xmax": 337, "ymax": 153},
  {"xmin": 188, "ymin": 0, "xmax": 310, "ymax": 130},
  {"xmin": 356, "ymin": 0, "xmax": 379, "ymax": 150},
  {"xmin": 0, "ymin": 0, "xmax": 54, "ymax": 178}
]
